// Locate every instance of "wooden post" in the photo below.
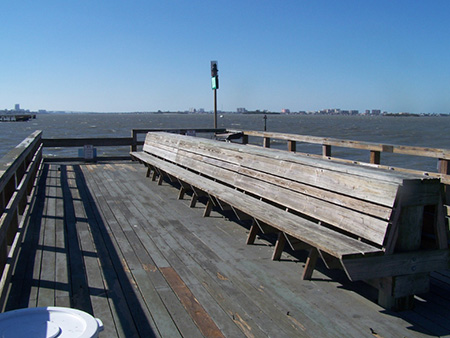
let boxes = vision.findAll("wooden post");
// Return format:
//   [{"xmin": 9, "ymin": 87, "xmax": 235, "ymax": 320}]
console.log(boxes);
[
  {"xmin": 438, "ymin": 159, "xmax": 450, "ymax": 175},
  {"xmin": 131, "ymin": 129, "xmax": 138, "ymax": 152},
  {"xmin": 242, "ymin": 134, "xmax": 248, "ymax": 145},
  {"xmin": 288, "ymin": 140, "xmax": 296, "ymax": 152},
  {"xmin": 263, "ymin": 137, "xmax": 270, "ymax": 148},
  {"xmin": 322, "ymin": 144, "xmax": 331, "ymax": 157},
  {"xmin": 377, "ymin": 205, "xmax": 426, "ymax": 310},
  {"xmin": 370, "ymin": 150, "xmax": 381, "ymax": 165}
]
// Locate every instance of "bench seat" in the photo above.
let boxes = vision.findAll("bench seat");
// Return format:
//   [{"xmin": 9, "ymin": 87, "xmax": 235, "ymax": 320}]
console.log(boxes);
[{"xmin": 131, "ymin": 151, "xmax": 383, "ymax": 260}]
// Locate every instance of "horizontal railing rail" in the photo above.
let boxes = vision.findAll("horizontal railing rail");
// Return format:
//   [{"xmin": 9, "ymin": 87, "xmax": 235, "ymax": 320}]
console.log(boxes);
[
  {"xmin": 0, "ymin": 130, "xmax": 43, "ymax": 307},
  {"xmin": 236, "ymin": 130, "xmax": 450, "ymax": 236},
  {"xmin": 131, "ymin": 128, "xmax": 227, "ymax": 151},
  {"xmin": 236, "ymin": 130, "xmax": 450, "ymax": 176}
]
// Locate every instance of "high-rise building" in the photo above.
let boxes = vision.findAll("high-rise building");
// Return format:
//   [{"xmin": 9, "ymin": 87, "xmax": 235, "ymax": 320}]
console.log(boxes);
[{"xmin": 15, "ymin": 104, "xmax": 20, "ymax": 111}]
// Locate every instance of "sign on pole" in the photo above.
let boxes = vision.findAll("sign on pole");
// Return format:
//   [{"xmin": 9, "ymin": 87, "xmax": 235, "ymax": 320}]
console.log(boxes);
[
  {"xmin": 210, "ymin": 61, "xmax": 219, "ymax": 129},
  {"xmin": 211, "ymin": 61, "xmax": 219, "ymax": 90}
]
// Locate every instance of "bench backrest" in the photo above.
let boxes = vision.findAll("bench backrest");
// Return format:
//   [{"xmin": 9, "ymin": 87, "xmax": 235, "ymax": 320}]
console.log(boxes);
[{"xmin": 143, "ymin": 132, "xmax": 441, "ymax": 248}]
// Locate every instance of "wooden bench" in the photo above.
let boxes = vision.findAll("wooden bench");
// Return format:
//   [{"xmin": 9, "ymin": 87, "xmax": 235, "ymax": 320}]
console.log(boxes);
[{"xmin": 131, "ymin": 132, "xmax": 450, "ymax": 310}]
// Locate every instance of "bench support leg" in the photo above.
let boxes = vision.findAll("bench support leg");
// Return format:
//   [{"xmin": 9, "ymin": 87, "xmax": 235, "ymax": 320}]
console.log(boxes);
[
  {"xmin": 246, "ymin": 221, "xmax": 259, "ymax": 245},
  {"xmin": 157, "ymin": 173, "xmax": 164, "ymax": 185},
  {"xmin": 178, "ymin": 187, "xmax": 186, "ymax": 200},
  {"xmin": 190, "ymin": 194, "xmax": 198, "ymax": 208},
  {"xmin": 302, "ymin": 248, "xmax": 319, "ymax": 280},
  {"xmin": 373, "ymin": 273, "xmax": 429, "ymax": 311},
  {"xmin": 146, "ymin": 166, "xmax": 152, "ymax": 178},
  {"xmin": 203, "ymin": 199, "xmax": 213, "ymax": 217},
  {"xmin": 151, "ymin": 170, "xmax": 158, "ymax": 181},
  {"xmin": 272, "ymin": 232, "xmax": 286, "ymax": 261}
]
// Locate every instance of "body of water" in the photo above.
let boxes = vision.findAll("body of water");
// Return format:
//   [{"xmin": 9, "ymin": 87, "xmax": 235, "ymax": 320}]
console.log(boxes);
[{"xmin": 1, "ymin": 113, "xmax": 449, "ymax": 172}]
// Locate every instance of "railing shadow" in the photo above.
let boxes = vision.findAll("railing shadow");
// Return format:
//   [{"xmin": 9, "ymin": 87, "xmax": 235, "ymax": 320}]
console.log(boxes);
[
  {"xmin": 70, "ymin": 164, "xmax": 156, "ymax": 337},
  {"xmin": 4, "ymin": 164, "xmax": 156, "ymax": 337}
]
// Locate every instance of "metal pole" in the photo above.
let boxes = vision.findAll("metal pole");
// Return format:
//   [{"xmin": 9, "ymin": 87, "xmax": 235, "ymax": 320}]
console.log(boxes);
[{"xmin": 214, "ymin": 89, "xmax": 217, "ymax": 129}]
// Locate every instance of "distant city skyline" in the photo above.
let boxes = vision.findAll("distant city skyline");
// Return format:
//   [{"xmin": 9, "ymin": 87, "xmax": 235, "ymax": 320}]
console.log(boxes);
[{"xmin": 1, "ymin": 1, "xmax": 450, "ymax": 114}]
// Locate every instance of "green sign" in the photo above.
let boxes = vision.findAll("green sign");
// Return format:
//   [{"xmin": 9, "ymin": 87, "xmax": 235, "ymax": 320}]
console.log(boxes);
[{"xmin": 211, "ymin": 76, "xmax": 219, "ymax": 90}]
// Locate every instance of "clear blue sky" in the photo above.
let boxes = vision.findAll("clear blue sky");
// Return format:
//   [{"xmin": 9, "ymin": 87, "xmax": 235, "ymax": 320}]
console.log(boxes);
[{"xmin": 1, "ymin": 1, "xmax": 450, "ymax": 113}]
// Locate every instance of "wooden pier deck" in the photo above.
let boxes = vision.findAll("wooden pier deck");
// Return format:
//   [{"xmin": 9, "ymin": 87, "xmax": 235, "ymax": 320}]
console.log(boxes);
[{"xmin": 3, "ymin": 160, "xmax": 450, "ymax": 337}]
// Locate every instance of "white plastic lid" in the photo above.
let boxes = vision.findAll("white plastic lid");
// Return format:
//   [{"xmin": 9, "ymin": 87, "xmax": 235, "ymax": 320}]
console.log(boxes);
[{"xmin": 0, "ymin": 307, "xmax": 104, "ymax": 338}]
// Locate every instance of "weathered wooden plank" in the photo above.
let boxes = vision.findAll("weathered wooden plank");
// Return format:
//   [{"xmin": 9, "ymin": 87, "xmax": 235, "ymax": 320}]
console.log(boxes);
[
  {"xmin": 54, "ymin": 165, "xmax": 70, "ymax": 308},
  {"xmin": 109, "ymin": 165, "xmax": 298, "ymax": 337},
  {"xmin": 83, "ymin": 164, "xmax": 198, "ymax": 337},
  {"xmin": 105, "ymin": 162, "xmax": 450, "ymax": 335},
  {"xmin": 37, "ymin": 164, "xmax": 57, "ymax": 307},
  {"xmin": 341, "ymin": 249, "xmax": 450, "ymax": 281},
  {"xmin": 147, "ymin": 131, "xmax": 435, "ymax": 184},
  {"xmin": 139, "ymin": 143, "xmax": 391, "ymax": 245},
  {"xmin": 132, "ymin": 150, "xmax": 383, "ymax": 256},
  {"xmin": 92, "ymin": 166, "xmax": 243, "ymax": 337},
  {"xmin": 75, "ymin": 166, "xmax": 145, "ymax": 337},
  {"xmin": 160, "ymin": 267, "xmax": 225, "ymax": 338},
  {"xmin": 239, "ymin": 130, "xmax": 450, "ymax": 160}
]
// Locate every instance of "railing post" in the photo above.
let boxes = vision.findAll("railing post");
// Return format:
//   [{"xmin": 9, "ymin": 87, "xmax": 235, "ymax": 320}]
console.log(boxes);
[
  {"xmin": 370, "ymin": 150, "xmax": 381, "ymax": 165},
  {"xmin": 131, "ymin": 130, "xmax": 138, "ymax": 152},
  {"xmin": 263, "ymin": 137, "xmax": 271, "ymax": 148},
  {"xmin": 242, "ymin": 135, "xmax": 248, "ymax": 145},
  {"xmin": 438, "ymin": 159, "xmax": 450, "ymax": 175},
  {"xmin": 322, "ymin": 144, "xmax": 331, "ymax": 157},
  {"xmin": 288, "ymin": 140, "xmax": 296, "ymax": 152}
]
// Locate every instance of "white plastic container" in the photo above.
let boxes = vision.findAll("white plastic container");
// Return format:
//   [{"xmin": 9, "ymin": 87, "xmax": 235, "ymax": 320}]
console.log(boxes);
[{"xmin": 0, "ymin": 307, "xmax": 104, "ymax": 338}]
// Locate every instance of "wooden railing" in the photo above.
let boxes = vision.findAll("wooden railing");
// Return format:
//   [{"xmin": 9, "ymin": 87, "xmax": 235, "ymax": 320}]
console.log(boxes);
[
  {"xmin": 41, "ymin": 128, "xmax": 226, "ymax": 160},
  {"xmin": 131, "ymin": 128, "xmax": 226, "ymax": 151},
  {"xmin": 237, "ymin": 130, "xmax": 450, "ymax": 235},
  {"xmin": 238, "ymin": 130, "xmax": 450, "ymax": 179},
  {"xmin": 0, "ymin": 130, "xmax": 43, "ymax": 304}
]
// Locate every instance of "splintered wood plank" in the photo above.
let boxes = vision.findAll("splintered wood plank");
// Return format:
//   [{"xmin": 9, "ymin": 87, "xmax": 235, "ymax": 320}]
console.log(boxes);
[{"xmin": 160, "ymin": 267, "xmax": 225, "ymax": 338}]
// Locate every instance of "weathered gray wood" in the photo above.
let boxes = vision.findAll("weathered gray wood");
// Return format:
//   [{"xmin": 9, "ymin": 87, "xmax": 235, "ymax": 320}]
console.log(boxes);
[
  {"xmin": 341, "ymin": 249, "xmax": 450, "ymax": 281},
  {"xmin": 302, "ymin": 248, "xmax": 319, "ymax": 280},
  {"xmin": 131, "ymin": 150, "xmax": 382, "ymax": 258},
  {"xmin": 8, "ymin": 160, "xmax": 450, "ymax": 336},
  {"xmin": 141, "ymin": 140, "xmax": 394, "ymax": 245},
  {"xmin": 239, "ymin": 130, "xmax": 450, "ymax": 160},
  {"xmin": 133, "ymin": 131, "xmax": 448, "ymax": 311}
]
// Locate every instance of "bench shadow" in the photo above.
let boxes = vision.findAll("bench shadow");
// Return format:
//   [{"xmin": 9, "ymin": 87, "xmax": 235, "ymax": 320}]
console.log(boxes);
[
  {"xmin": 155, "ymin": 176, "xmax": 450, "ymax": 337},
  {"xmin": 219, "ymin": 205, "xmax": 450, "ymax": 337}
]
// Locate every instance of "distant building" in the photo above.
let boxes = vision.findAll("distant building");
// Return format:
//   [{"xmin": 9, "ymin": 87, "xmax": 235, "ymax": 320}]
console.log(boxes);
[
  {"xmin": 371, "ymin": 109, "xmax": 381, "ymax": 116},
  {"xmin": 15, "ymin": 104, "xmax": 20, "ymax": 111},
  {"xmin": 281, "ymin": 109, "xmax": 290, "ymax": 114},
  {"xmin": 237, "ymin": 108, "xmax": 247, "ymax": 113}
]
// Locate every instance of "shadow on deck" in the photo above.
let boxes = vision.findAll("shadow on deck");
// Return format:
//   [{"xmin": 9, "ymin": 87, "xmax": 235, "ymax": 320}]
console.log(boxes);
[{"xmin": 3, "ymin": 161, "xmax": 450, "ymax": 337}]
